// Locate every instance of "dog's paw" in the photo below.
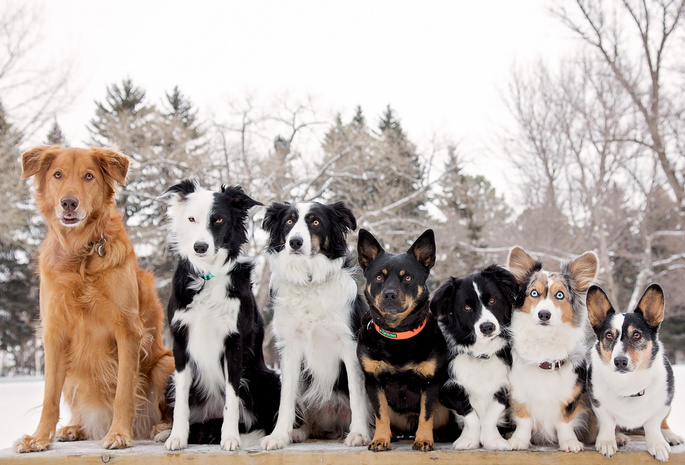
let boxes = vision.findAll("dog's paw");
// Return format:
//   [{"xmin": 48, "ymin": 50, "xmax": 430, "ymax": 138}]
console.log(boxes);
[
  {"xmin": 616, "ymin": 431, "xmax": 630, "ymax": 447},
  {"xmin": 648, "ymin": 439, "xmax": 671, "ymax": 463},
  {"xmin": 662, "ymin": 428, "xmax": 685, "ymax": 446},
  {"xmin": 151, "ymin": 422, "xmax": 172, "ymax": 440},
  {"xmin": 291, "ymin": 427, "xmax": 308, "ymax": 443},
  {"xmin": 101, "ymin": 431, "xmax": 133, "ymax": 449},
  {"xmin": 412, "ymin": 437, "xmax": 434, "ymax": 452},
  {"xmin": 154, "ymin": 428, "xmax": 171, "ymax": 443},
  {"xmin": 344, "ymin": 430, "xmax": 369, "ymax": 447},
  {"xmin": 56, "ymin": 425, "xmax": 85, "ymax": 442},
  {"xmin": 13, "ymin": 435, "xmax": 51, "ymax": 453},
  {"xmin": 559, "ymin": 438, "xmax": 584, "ymax": 453},
  {"xmin": 221, "ymin": 435, "xmax": 241, "ymax": 451},
  {"xmin": 596, "ymin": 439, "xmax": 618, "ymax": 458},
  {"xmin": 260, "ymin": 432, "xmax": 290, "ymax": 451},
  {"xmin": 482, "ymin": 435, "xmax": 512, "ymax": 451},
  {"xmin": 453, "ymin": 435, "xmax": 480, "ymax": 450},
  {"xmin": 368, "ymin": 436, "xmax": 391, "ymax": 452},
  {"xmin": 508, "ymin": 435, "xmax": 530, "ymax": 450},
  {"xmin": 165, "ymin": 433, "xmax": 188, "ymax": 451}
]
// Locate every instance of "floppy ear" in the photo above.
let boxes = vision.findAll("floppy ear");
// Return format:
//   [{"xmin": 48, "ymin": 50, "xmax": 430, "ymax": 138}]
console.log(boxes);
[
  {"xmin": 21, "ymin": 145, "xmax": 60, "ymax": 179},
  {"xmin": 567, "ymin": 251, "xmax": 598, "ymax": 293},
  {"xmin": 408, "ymin": 229, "xmax": 436, "ymax": 270},
  {"xmin": 635, "ymin": 283, "xmax": 665, "ymax": 328},
  {"xmin": 222, "ymin": 185, "xmax": 262, "ymax": 211},
  {"xmin": 507, "ymin": 246, "xmax": 540, "ymax": 285},
  {"xmin": 357, "ymin": 228, "xmax": 384, "ymax": 270},
  {"xmin": 586, "ymin": 285, "xmax": 614, "ymax": 329},
  {"xmin": 160, "ymin": 179, "xmax": 197, "ymax": 205},
  {"xmin": 93, "ymin": 148, "xmax": 129, "ymax": 185},
  {"xmin": 482, "ymin": 264, "xmax": 519, "ymax": 306},
  {"xmin": 430, "ymin": 277, "xmax": 458, "ymax": 317},
  {"xmin": 262, "ymin": 202, "xmax": 291, "ymax": 235},
  {"xmin": 330, "ymin": 201, "xmax": 357, "ymax": 232}
]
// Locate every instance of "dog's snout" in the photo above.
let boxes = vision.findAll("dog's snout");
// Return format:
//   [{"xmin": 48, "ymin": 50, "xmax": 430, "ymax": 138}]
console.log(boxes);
[
  {"xmin": 480, "ymin": 321, "xmax": 496, "ymax": 336},
  {"xmin": 614, "ymin": 355, "xmax": 629, "ymax": 371},
  {"xmin": 61, "ymin": 196, "xmax": 79, "ymax": 211},
  {"xmin": 194, "ymin": 242, "xmax": 209, "ymax": 255},
  {"xmin": 383, "ymin": 289, "xmax": 398, "ymax": 301},
  {"xmin": 289, "ymin": 236, "xmax": 303, "ymax": 251},
  {"xmin": 537, "ymin": 310, "xmax": 551, "ymax": 322}
]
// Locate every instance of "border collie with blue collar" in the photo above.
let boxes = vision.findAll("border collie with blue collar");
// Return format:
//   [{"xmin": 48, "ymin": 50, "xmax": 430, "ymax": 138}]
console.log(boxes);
[
  {"xmin": 259, "ymin": 201, "xmax": 371, "ymax": 450},
  {"xmin": 160, "ymin": 180, "xmax": 280, "ymax": 451},
  {"xmin": 431, "ymin": 264, "xmax": 518, "ymax": 450},
  {"xmin": 586, "ymin": 284, "xmax": 684, "ymax": 462}
]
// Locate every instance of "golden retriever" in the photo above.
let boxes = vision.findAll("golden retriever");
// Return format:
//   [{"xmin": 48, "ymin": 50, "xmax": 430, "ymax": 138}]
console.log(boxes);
[{"xmin": 14, "ymin": 146, "xmax": 175, "ymax": 452}]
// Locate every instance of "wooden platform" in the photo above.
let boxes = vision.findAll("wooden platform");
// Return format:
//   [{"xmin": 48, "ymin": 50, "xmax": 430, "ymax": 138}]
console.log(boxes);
[{"xmin": 1, "ymin": 440, "xmax": 684, "ymax": 464}]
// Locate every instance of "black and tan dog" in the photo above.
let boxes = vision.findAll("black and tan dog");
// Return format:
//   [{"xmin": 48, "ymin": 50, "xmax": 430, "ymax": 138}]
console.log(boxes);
[{"xmin": 356, "ymin": 229, "xmax": 449, "ymax": 452}]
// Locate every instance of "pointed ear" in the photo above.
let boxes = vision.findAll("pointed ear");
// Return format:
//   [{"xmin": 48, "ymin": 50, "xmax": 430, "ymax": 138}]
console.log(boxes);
[
  {"xmin": 408, "ymin": 229, "xmax": 436, "ymax": 270},
  {"xmin": 222, "ymin": 185, "xmax": 262, "ymax": 211},
  {"xmin": 507, "ymin": 246, "xmax": 540, "ymax": 285},
  {"xmin": 21, "ymin": 145, "xmax": 60, "ymax": 179},
  {"xmin": 357, "ymin": 229, "xmax": 384, "ymax": 270},
  {"xmin": 93, "ymin": 147, "xmax": 129, "ymax": 185},
  {"xmin": 330, "ymin": 201, "xmax": 357, "ymax": 232},
  {"xmin": 568, "ymin": 251, "xmax": 598, "ymax": 293},
  {"xmin": 160, "ymin": 179, "xmax": 197, "ymax": 205},
  {"xmin": 262, "ymin": 202, "xmax": 290, "ymax": 235},
  {"xmin": 635, "ymin": 284, "xmax": 665, "ymax": 327},
  {"xmin": 586, "ymin": 285, "xmax": 614, "ymax": 329}
]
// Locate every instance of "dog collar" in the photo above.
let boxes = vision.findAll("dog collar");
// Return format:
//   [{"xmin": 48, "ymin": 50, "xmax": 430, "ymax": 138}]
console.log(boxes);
[
  {"xmin": 88, "ymin": 232, "xmax": 107, "ymax": 257},
  {"xmin": 201, "ymin": 272, "xmax": 214, "ymax": 281},
  {"xmin": 461, "ymin": 349, "xmax": 490, "ymax": 360},
  {"xmin": 372, "ymin": 318, "xmax": 428, "ymax": 340},
  {"xmin": 539, "ymin": 360, "xmax": 566, "ymax": 370},
  {"xmin": 626, "ymin": 389, "xmax": 645, "ymax": 398}
]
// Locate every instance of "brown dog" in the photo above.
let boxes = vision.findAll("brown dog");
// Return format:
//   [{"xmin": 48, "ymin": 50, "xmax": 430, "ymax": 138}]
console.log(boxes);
[{"xmin": 14, "ymin": 146, "xmax": 174, "ymax": 452}]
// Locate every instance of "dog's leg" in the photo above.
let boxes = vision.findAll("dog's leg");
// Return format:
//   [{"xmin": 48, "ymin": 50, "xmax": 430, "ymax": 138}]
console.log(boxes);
[
  {"xmin": 165, "ymin": 369, "xmax": 192, "ymax": 450},
  {"xmin": 413, "ymin": 391, "xmax": 436, "ymax": 451},
  {"xmin": 260, "ymin": 344, "xmax": 303, "ymax": 450},
  {"xmin": 14, "ymin": 323, "xmax": 68, "ymax": 453},
  {"xmin": 342, "ymin": 341, "xmax": 371, "ymax": 446},
  {"xmin": 557, "ymin": 419, "xmax": 584, "ymax": 452},
  {"xmin": 507, "ymin": 397, "xmax": 533, "ymax": 450},
  {"xmin": 454, "ymin": 411, "xmax": 480, "ymax": 450},
  {"xmin": 220, "ymin": 335, "xmax": 242, "ymax": 451},
  {"xmin": 594, "ymin": 407, "xmax": 618, "ymax": 458},
  {"xmin": 662, "ymin": 417, "xmax": 685, "ymax": 446},
  {"xmin": 368, "ymin": 386, "xmax": 392, "ymax": 452},
  {"xmin": 479, "ymin": 400, "xmax": 511, "ymax": 450},
  {"xmin": 645, "ymin": 415, "xmax": 671, "ymax": 462}
]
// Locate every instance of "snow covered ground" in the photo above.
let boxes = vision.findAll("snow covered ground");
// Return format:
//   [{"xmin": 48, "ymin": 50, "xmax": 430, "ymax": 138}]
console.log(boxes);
[{"xmin": 0, "ymin": 367, "xmax": 684, "ymax": 452}]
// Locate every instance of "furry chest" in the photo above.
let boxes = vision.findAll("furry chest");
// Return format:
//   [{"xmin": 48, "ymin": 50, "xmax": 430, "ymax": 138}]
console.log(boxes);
[{"xmin": 449, "ymin": 354, "xmax": 509, "ymax": 398}]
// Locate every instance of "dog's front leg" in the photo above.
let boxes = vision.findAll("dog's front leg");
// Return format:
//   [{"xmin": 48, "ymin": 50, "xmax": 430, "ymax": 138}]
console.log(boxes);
[
  {"xmin": 508, "ymin": 396, "xmax": 533, "ymax": 450},
  {"xmin": 221, "ymin": 334, "xmax": 242, "ymax": 451},
  {"xmin": 165, "ymin": 328, "xmax": 192, "ymax": 451},
  {"xmin": 367, "ymin": 381, "xmax": 392, "ymax": 452},
  {"xmin": 413, "ymin": 389, "xmax": 437, "ymax": 451},
  {"xmin": 645, "ymin": 414, "xmax": 671, "ymax": 462},
  {"xmin": 342, "ymin": 340, "xmax": 371, "ymax": 446},
  {"xmin": 260, "ymin": 343, "xmax": 303, "ymax": 450},
  {"xmin": 14, "ymin": 319, "xmax": 68, "ymax": 453}
]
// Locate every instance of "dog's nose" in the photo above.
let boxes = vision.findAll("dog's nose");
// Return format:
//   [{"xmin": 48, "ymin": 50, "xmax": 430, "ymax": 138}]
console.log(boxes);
[
  {"xmin": 61, "ymin": 196, "xmax": 79, "ymax": 211},
  {"xmin": 289, "ymin": 236, "xmax": 303, "ymax": 250},
  {"xmin": 194, "ymin": 242, "xmax": 209, "ymax": 254},
  {"xmin": 614, "ymin": 355, "xmax": 629, "ymax": 371},
  {"xmin": 480, "ymin": 322, "xmax": 496, "ymax": 336},
  {"xmin": 538, "ymin": 310, "xmax": 551, "ymax": 322},
  {"xmin": 383, "ymin": 290, "xmax": 398, "ymax": 301}
]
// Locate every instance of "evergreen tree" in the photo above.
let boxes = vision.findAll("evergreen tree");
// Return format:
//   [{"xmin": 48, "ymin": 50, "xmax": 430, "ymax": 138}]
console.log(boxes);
[{"xmin": 45, "ymin": 119, "xmax": 66, "ymax": 146}]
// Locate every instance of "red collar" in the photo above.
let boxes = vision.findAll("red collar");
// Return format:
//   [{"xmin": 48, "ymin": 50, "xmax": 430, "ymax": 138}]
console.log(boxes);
[
  {"xmin": 539, "ymin": 360, "xmax": 566, "ymax": 370},
  {"xmin": 372, "ymin": 318, "xmax": 428, "ymax": 340}
]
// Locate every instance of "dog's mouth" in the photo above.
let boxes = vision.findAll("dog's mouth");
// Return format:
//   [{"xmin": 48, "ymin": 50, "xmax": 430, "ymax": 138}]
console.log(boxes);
[{"xmin": 60, "ymin": 211, "xmax": 83, "ymax": 226}]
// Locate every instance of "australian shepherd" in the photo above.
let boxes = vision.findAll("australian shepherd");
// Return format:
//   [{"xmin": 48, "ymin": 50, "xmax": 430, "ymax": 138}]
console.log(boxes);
[
  {"xmin": 506, "ymin": 246, "xmax": 598, "ymax": 452},
  {"xmin": 259, "ymin": 201, "xmax": 371, "ymax": 450},
  {"xmin": 160, "ymin": 180, "xmax": 280, "ymax": 451},
  {"xmin": 15, "ymin": 146, "xmax": 175, "ymax": 452}
]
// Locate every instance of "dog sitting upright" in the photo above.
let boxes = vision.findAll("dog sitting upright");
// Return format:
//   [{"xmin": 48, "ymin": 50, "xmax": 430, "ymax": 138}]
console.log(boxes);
[
  {"xmin": 586, "ymin": 284, "xmax": 684, "ymax": 462},
  {"xmin": 356, "ymin": 229, "xmax": 449, "ymax": 452},
  {"xmin": 431, "ymin": 264, "xmax": 518, "ymax": 450},
  {"xmin": 506, "ymin": 246, "xmax": 598, "ymax": 452}
]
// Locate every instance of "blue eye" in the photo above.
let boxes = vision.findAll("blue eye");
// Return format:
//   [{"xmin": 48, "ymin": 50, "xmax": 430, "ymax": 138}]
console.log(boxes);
[
  {"xmin": 530, "ymin": 290, "xmax": 539, "ymax": 298},
  {"xmin": 555, "ymin": 291, "xmax": 564, "ymax": 300}
]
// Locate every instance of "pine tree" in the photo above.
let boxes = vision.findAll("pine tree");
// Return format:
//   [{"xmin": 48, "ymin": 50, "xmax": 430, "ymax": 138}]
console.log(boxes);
[{"xmin": 45, "ymin": 119, "xmax": 66, "ymax": 146}]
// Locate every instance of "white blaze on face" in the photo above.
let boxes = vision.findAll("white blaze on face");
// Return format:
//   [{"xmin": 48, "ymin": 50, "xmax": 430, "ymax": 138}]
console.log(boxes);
[
  {"xmin": 285, "ymin": 203, "xmax": 314, "ymax": 255},
  {"xmin": 473, "ymin": 282, "xmax": 500, "ymax": 339},
  {"xmin": 169, "ymin": 188, "xmax": 216, "ymax": 260}
]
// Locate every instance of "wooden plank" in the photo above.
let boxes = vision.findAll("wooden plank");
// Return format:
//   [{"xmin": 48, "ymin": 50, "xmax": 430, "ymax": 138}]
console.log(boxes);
[{"xmin": 1, "ymin": 440, "xmax": 684, "ymax": 465}]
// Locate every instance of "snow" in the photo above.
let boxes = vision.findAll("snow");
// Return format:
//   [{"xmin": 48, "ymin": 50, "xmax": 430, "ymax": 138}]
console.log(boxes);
[{"xmin": 0, "ymin": 368, "xmax": 684, "ymax": 457}]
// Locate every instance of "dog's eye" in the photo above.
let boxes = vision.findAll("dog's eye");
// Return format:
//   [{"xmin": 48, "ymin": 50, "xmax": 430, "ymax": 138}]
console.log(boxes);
[
  {"xmin": 375, "ymin": 274, "xmax": 383, "ymax": 282},
  {"xmin": 464, "ymin": 305, "xmax": 472, "ymax": 312},
  {"xmin": 53, "ymin": 171, "xmax": 62, "ymax": 179},
  {"xmin": 488, "ymin": 297, "xmax": 496, "ymax": 305},
  {"xmin": 215, "ymin": 218, "xmax": 224, "ymax": 224},
  {"xmin": 555, "ymin": 291, "xmax": 564, "ymax": 300},
  {"xmin": 632, "ymin": 331, "xmax": 642, "ymax": 340},
  {"xmin": 188, "ymin": 217, "xmax": 196, "ymax": 223},
  {"xmin": 403, "ymin": 275, "xmax": 412, "ymax": 282},
  {"xmin": 84, "ymin": 173, "xmax": 94, "ymax": 181},
  {"xmin": 530, "ymin": 290, "xmax": 539, "ymax": 298},
  {"xmin": 605, "ymin": 331, "xmax": 614, "ymax": 341},
  {"xmin": 312, "ymin": 220, "xmax": 320, "ymax": 226},
  {"xmin": 286, "ymin": 219, "xmax": 294, "ymax": 225}
]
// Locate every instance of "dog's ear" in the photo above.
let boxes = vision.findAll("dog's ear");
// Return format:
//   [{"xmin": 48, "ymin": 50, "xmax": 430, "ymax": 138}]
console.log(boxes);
[
  {"xmin": 430, "ymin": 277, "xmax": 458, "ymax": 316},
  {"xmin": 21, "ymin": 145, "xmax": 60, "ymax": 179},
  {"xmin": 160, "ymin": 180, "xmax": 197, "ymax": 204},
  {"xmin": 567, "ymin": 251, "xmax": 598, "ymax": 293},
  {"xmin": 93, "ymin": 148, "xmax": 129, "ymax": 186},
  {"xmin": 586, "ymin": 285, "xmax": 614, "ymax": 329},
  {"xmin": 409, "ymin": 229, "xmax": 436, "ymax": 271},
  {"xmin": 507, "ymin": 246, "xmax": 541, "ymax": 285},
  {"xmin": 357, "ymin": 229, "xmax": 384, "ymax": 270},
  {"xmin": 262, "ymin": 202, "xmax": 291, "ymax": 235},
  {"xmin": 222, "ymin": 185, "xmax": 262, "ymax": 211},
  {"xmin": 635, "ymin": 283, "xmax": 665, "ymax": 328},
  {"xmin": 482, "ymin": 264, "xmax": 519, "ymax": 306},
  {"xmin": 330, "ymin": 201, "xmax": 357, "ymax": 232}
]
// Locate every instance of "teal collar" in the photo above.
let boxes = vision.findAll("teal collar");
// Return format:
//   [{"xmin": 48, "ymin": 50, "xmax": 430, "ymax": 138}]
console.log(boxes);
[{"xmin": 201, "ymin": 272, "xmax": 214, "ymax": 281}]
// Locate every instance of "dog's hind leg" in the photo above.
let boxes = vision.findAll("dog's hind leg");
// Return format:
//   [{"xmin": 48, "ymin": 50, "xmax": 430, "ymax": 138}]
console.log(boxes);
[{"xmin": 661, "ymin": 417, "xmax": 684, "ymax": 446}]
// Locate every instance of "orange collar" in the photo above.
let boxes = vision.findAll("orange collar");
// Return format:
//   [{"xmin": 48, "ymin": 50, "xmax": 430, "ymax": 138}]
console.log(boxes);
[{"xmin": 372, "ymin": 318, "xmax": 428, "ymax": 340}]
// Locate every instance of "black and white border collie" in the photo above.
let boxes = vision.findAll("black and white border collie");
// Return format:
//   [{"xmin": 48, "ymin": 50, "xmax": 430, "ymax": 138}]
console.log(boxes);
[
  {"xmin": 160, "ymin": 180, "xmax": 280, "ymax": 451},
  {"xmin": 431, "ymin": 265, "xmax": 518, "ymax": 450},
  {"xmin": 586, "ymin": 284, "xmax": 684, "ymax": 462},
  {"xmin": 259, "ymin": 201, "xmax": 371, "ymax": 450}
]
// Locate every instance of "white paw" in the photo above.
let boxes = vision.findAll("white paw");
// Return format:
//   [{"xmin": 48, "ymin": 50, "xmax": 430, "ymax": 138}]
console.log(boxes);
[
  {"xmin": 165, "ymin": 433, "xmax": 187, "ymax": 451},
  {"xmin": 648, "ymin": 440, "xmax": 670, "ymax": 463},
  {"xmin": 153, "ymin": 429, "xmax": 171, "ymax": 443},
  {"xmin": 559, "ymin": 438, "xmax": 584, "ymax": 453},
  {"xmin": 616, "ymin": 432, "xmax": 630, "ymax": 447},
  {"xmin": 344, "ymin": 430, "xmax": 369, "ymax": 447},
  {"xmin": 508, "ymin": 436, "xmax": 531, "ymax": 450},
  {"xmin": 596, "ymin": 439, "xmax": 617, "ymax": 458},
  {"xmin": 482, "ymin": 435, "xmax": 512, "ymax": 451},
  {"xmin": 453, "ymin": 435, "xmax": 480, "ymax": 450},
  {"xmin": 260, "ymin": 432, "xmax": 291, "ymax": 450},
  {"xmin": 662, "ymin": 429, "xmax": 684, "ymax": 446},
  {"xmin": 221, "ymin": 435, "xmax": 241, "ymax": 451},
  {"xmin": 291, "ymin": 427, "xmax": 308, "ymax": 443}
]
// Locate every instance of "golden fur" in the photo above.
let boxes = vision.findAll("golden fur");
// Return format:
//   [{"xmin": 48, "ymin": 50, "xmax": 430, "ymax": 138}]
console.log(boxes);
[{"xmin": 14, "ymin": 146, "xmax": 174, "ymax": 452}]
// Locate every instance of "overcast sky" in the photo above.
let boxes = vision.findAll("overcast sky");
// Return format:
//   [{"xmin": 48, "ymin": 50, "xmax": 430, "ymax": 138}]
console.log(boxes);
[{"xmin": 22, "ymin": 0, "xmax": 578, "ymax": 198}]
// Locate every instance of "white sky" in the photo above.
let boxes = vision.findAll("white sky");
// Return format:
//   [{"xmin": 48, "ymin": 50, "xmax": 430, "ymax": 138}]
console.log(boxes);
[{"xmin": 21, "ymin": 0, "xmax": 577, "ymax": 199}]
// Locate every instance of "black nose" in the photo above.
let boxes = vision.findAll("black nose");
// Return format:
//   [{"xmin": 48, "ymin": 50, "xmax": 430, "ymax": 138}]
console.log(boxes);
[
  {"xmin": 614, "ymin": 356, "xmax": 629, "ymax": 371},
  {"xmin": 61, "ymin": 196, "xmax": 79, "ymax": 211},
  {"xmin": 384, "ymin": 290, "xmax": 398, "ymax": 301},
  {"xmin": 538, "ymin": 310, "xmax": 551, "ymax": 322},
  {"xmin": 289, "ymin": 236, "xmax": 303, "ymax": 250},
  {"xmin": 194, "ymin": 242, "xmax": 208, "ymax": 254},
  {"xmin": 480, "ymin": 322, "xmax": 496, "ymax": 336}
]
